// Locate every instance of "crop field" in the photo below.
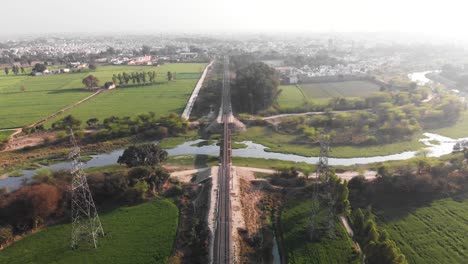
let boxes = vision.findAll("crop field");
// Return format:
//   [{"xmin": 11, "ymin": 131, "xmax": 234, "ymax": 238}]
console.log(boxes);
[
  {"xmin": 0, "ymin": 199, "xmax": 179, "ymax": 264},
  {"xmin": 277, "ymin": 85, "xmax": 306, "ymax": 109},
  {"xmin": 378, "ymin": 198, "xmax": 468, "ymax": 264},
  {"xmin": 0, "ymin": 63, "xmax": 205, "ymax": 129},
  {"xmin": 281, "ymin": 199, "xmax": 360, "ymax": 264},
  {"xmin": 44, "ymin": 79, "xmax": 199, "ymax": 127},
  {"xmin": 300, "ymin": 81, "xmax": 380, "ymax": 98},
  {"xmin": 276, "ymin": 81, "xmax": 380, "ymax": 109}
]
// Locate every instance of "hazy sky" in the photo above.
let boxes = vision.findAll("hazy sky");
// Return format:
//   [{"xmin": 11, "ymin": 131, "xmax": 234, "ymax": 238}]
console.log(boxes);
[{"xmin": 1, "ymin": 0, "xmax": 467, "ymax": 39}]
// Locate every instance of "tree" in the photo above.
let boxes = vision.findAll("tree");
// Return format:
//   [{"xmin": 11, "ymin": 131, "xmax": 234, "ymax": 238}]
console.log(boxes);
[
  {"xmin": 88, "ymin": 63, "xmax": 97, "ymax": 71},
  {"xmin": 128, "ymin": 166, "xmax": 170, "ymax": 194},
  {"xmin": 12, "ymin": 65, "xmax": 19, "ymax": 75},
  {"xmin": 51, "ymin": 114, "xmax": 82, "ymax": 129},
  {"xmin": 20, "ymin": 67, "xmax": 25, "ymax": 74},
  {"xmin": 117, "ymin": 73, "xmax": 124, "ymax": 85},
  {"xmin": 117, "ymin": 144, "xmax": 168, "ymax": 168},
  {"xmin": 167, "ymin": 71, "xmax": 172, "ymax": 81},
  {"xmin": 4, "ymin": 67, "xmax": 9, "ymax": 75},
  {"xmin": 0, "ymin": 184, "xmax": 62, "ymax": 230},
  {"xmin": 112, "ymin": 74, "xmax": 118, "ymax": 85},
  {"xmin": 32, "ymin": 63, "xmax": 47, "ymax": 73},
  {"xmin": 82, "ymin": 74, "xmax": 100, "ymax": 89},
  {"xmin": 231, "ymin": 62, "xmax": 280, "ymax": 114},
  {"xmin": 141, "ymin": 45, "xmax": 151, "ymax": 55},
  {"xmin": 86, "ymin": 118, "xmax": 99, "ymax": 128}
]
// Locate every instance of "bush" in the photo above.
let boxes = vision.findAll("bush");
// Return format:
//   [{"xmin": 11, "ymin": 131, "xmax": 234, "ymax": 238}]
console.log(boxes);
[
  {"xmin": 164, "ymin": 185, "xmax": 183, "ymax": 197},
  {"xmin": 0, "ymin": 225, "xmax": 13, "ymax": 245}
]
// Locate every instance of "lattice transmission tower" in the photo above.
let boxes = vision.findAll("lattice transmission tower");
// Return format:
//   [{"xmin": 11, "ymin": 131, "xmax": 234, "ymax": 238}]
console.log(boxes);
[
  {"xmin": 316, "ymin": 136, "xmax": 330, "ymax": 181},
  {"xmin": 69, "ymin": 129, "xmax": 104, "ymax": 249},
  {"xmin": 311, "ymin": 135, "xmax": 336, "ymax": 239}
]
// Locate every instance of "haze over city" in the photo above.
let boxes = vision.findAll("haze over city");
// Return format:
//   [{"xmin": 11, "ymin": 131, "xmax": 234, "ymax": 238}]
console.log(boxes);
[{"xmin": 1, "ymin": 0, "xmax": 468, "ymax": 42}]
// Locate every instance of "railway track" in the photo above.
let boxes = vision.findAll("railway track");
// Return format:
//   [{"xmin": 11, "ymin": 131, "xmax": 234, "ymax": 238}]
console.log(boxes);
[{"xmin": 214, "ymin": 57, "xmax": 233, "ymax": 264}]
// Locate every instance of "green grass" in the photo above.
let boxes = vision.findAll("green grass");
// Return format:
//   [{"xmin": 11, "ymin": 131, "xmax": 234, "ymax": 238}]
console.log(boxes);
[
  {"xmin": 232, "ymin": 156, "xmax": 315, "ymax": 171},
  {"xmin": 281, "ymin": 199, "xmax": 360, "ymax": 264},
  {"xmin": 378, "ymin": 198, "xmax": 468, "ymax": 264},
  {"xmin": 429, "ymin": 110, "xmax": 468, "ymax": 138},
  {"xmin": 84, "ymin": 164, "xmax": 126, "ymax": 173},
  {"xmin": 165, "ymin": 155, "xmax": 220, "ymax": 168},
  {"xmin": 0, "ymin": 63, "xmax": 206, "ymax": 129},
  {"xmin": 0, "ymin": 199, "xmax": 179, "ymax": 264},
  {"xmin": 0, "ymin": 130, "xmax": 15, "ymax": 142},
  {"xmin": 44, "ymin": 79, "xmax": 198, "ymax": 128},
  {"xmin": 234, "ymin": 126, "xmax": 425, "ymax": 158},
  {"xmin": 300, "ymin": 81, "xmax": 380, "ymax": 99},
  {"xmin": 277, "ymin": 85, "xmax": 307, "ymax": 109},
  {"xmin": 158, "ymin": 130, "xmax": 199, "ymax": 149},
  {"xmin": 276, "ymin": 81, "xmax": 380, "ymax": 111}
]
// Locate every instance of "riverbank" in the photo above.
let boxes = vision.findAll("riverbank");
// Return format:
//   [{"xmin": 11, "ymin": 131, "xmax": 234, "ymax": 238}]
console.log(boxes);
[{"xmin": 234, "ymin": 126, "xmax": 425, "ymax": 158}]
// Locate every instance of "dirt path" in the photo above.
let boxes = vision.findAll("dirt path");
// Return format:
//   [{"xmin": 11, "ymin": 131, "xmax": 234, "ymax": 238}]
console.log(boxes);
[
  {"xmin": 235, "ymin": 166, "xmax": 377, "ymax": 181},
  {"xmin": 29, "ymin": 89, "xmax": 104, "ymax": 128},
  {"xmin": 340, "ymin": 216, "xmax": 354, "ymax": 236},
  {"xmin": 0, "ymin": 128, "xmax": 22, "ymax": 139},
  {"xmin": 340, "ymin": 216, "xmax": 362, "ymax": 253},
  {"xmin": 262, "ymin": 109, "xmax": 371, "ymax": 125},
  {"xmin": 169, "ymin": 167, "xmax": 211, "ymax": 183},
  {"xmin": 181, "ymin": 60, "xmax": 214, "ymax": 120},
  {"xmin": 207, "ymin": 166, "xmax": 219, "ymax": 264}
]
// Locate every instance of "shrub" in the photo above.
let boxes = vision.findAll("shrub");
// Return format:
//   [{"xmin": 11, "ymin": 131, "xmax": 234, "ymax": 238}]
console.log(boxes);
[{"xmin": 0, "ymin": 225, "xmax": 13, "ymax": 245}]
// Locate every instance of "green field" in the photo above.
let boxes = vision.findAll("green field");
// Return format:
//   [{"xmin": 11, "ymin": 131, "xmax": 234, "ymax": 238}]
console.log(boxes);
[
  {"xmin": 44, "ymin": 79, "xmax": 198, "ymax": 128},
  {"xmin": 277, "ymin": 81, "xmax": 380, "ymax": 109},
  {"xmin": 0, "ymin": 199, "xmax": 179, "ymax": 264},
  {"xmin": 277, "ymin": 85, "xmax": 307, "ymax": 108},
  {"xmin": 300, "ymin": 81, "xmax": 380, "ymax": 98},
  {"xmin": 378, "ymin": 198, "xmax": 468, "ymax": 264},
  {"xmin": 0, "ymin": 63, "xmax": 205, "ymax": 129},
  {"xmin": 234, "ymin": 126, "xmax": 425, "ymax": 158},
  {"xmin": 281, "ymin": 199, "xmax": 360, "ymax": 264},
  {"xmin": 0, "ymin": 130, "xmax": 14, "ymax": 142}
]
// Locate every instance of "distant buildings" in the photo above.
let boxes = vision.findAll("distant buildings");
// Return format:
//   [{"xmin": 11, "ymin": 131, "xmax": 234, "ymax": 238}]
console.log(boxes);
[{"xmin": 127, "ymin": 55, "xmax": 152, "ymax": 65}]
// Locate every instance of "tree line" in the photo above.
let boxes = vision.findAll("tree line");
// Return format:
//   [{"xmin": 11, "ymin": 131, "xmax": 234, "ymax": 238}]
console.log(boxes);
[
  {"xmin": 3, "ymin": 65, "xmax": 25, "ymax": 75},
  {"xmin": 350, "ymin": 208, "xmax": 407, "ymax": 264},
  {"xmin": 51, "ymin": 112, "xmax": 188, "ymax": 142},
  {"xmin": 111, "ymin": 71, "xmax": 157, "ymax": 86}
]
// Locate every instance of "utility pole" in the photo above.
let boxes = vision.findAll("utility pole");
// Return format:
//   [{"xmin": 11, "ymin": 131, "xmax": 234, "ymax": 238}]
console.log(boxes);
[{"xmin": 69, "ymin": 129, "xmax": 104, "ymax": 249}]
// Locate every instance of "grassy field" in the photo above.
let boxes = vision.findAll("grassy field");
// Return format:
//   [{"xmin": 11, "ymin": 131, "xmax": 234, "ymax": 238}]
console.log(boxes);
[
  {"xmin": 44, "ymin": 79, "xmax": 198, "ymax": 128},
  {"xmin": 0, "ymin": 199, "xmax": 179, "ymax": 264},
  {"xmin": 377, "ymin": 198, "xmax": 468, "ymax": 264},
  {"xmin": 0, "ymin": 130, "xmax": 15, "ymax": 142},
  {"xmin": 234, "ymin": 126, "xmax": 425, "ymax": 158},
  {"xmin": 281, "ymin": 199, "xmax": 360, "ymax": 264},
  {"xmin": 277, "ymin": 85, "xmax": 307, "ymax": 109},
  {"xmin": 430, "ymin": 110, "xmax": 468, "ymax": 139},
  {"xmin": 276, "ymin": 81, "xmax": 380, "ymax": 109},
  {"xmin": 0, "ymin": 63, "xmax": 205, "ymax": 129},
  {"xmin": 300, "ymin": 81, "xmax": 380, "ymax": 98}
]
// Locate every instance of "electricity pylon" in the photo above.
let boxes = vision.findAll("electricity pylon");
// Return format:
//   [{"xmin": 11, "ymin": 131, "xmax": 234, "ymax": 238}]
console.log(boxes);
[{"xmin": 69, "ymin": 129, "xmax": 104, "ymax": 249}]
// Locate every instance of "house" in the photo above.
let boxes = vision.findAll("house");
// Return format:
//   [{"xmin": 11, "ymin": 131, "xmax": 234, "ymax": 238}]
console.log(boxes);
[{"xmin": 104, "ymin": 82, "xmax": 116, "ymax": 90}]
